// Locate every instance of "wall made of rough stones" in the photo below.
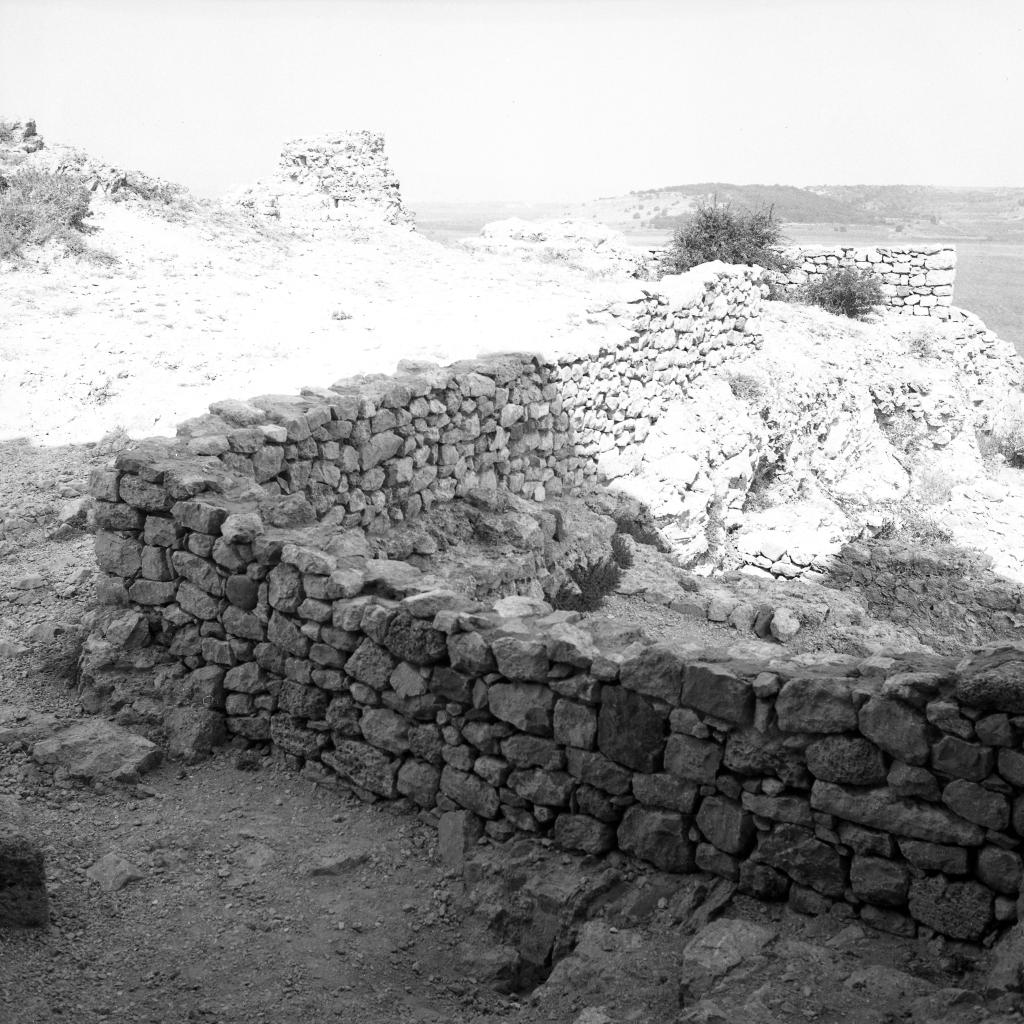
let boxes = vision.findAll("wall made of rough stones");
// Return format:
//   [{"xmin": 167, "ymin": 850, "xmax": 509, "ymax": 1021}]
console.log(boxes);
[
  {"xmin": 161, "ymin": 263, "xmax": 763, "ymax": 529},
  {"xmin": 648, "ymin": 245, "xmax": 957, "ymax": 319},
  {"xmin": 80, "ymin": 257, "xmax": 1024, "ymax": 943},
  {"xmin": 232, "ymin": 131, "xmax": 412, "ymax": 227},
  {"xmin": 774, "ymin": 246, "xmax": 957, "ymax": 318},
  {"xmin": 827, "ymin": 541, "xmax": 1024, "ymax": 655},
  {"xmin": 81, "ymin": 526, "xmax": 1024, "ymax": 944}
]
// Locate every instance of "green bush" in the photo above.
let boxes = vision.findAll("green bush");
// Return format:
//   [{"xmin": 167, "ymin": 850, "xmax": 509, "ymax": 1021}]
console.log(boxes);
[
  {"xmin": 0, "ymin": 167, "xmax": 93, "ymax": 258},
  {"xmin": 661, "ymin": 200, "xmax": 794, "ymax": 276},
  {"xmin": 552, "ymin": 558, "xmax": 623, "ymax": 613},
  {"xmin": 799, "ymin": 266, "xmax": 884, "ymax": 320}
]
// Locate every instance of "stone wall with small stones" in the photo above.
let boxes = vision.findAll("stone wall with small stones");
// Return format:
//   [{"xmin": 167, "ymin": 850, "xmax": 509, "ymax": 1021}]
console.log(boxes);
[
  {"xmin": 80, "ymin": 517, "xmax": 1024, "ymax": 945},
  {"xmin": 648, "ymin": 245, "xmax": 957, "ymax": 319},
  {"xmin": 149, "ymin": 262, "xmax": 763, "ymax": 531},
  {"xmin": 79, "ymin": 257, "xmax": 1024, "ymax": 943},
  {"xmin": 826, "ymin": 541, "xmax": 1024, "ymax": 655},
  {"xmin": 773, "ymin": 246, "xmax": 957, "ymax": 318}
]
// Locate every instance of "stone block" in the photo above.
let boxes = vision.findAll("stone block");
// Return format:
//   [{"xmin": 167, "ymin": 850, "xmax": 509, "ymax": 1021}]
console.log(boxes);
[
  {"xmin": 907, "ymin": 876, "xmax": 992, "ymax": 941},
  {"xmin": 598, "ymin": 686, "xmax": 667, "ymax": 772},
  {"xmin": 850, "ymin": 855, "xmax": 909, "ymax": 907},
  {"xmin": 664, "ymin": 733, "xmax": 722, "ymax": 783},
  {"xmin": 810, "ymin": 782, "xmax": 983, "ymax": 846},
  {"xmin": 437, "ymin": 809, "xmax": 483, "ymax": 870},
  {"xmin": 566, "ymin": 749, "xmax": 632, "ymax": 795},
  {"xmin": 942, "ymin": 779, "xmax": 1009, "ymax": 830},
  {"xmin": 439, "ymin": 765, "xmax": 499, "ymax": 818},
  {"xmin": 553, "ymin": 699, "xmax": 597, "ymax": 749},
  {"xmin": 489, "ymin": 682, "xmax": 555, "ymax": 736},
  {"xmin": 932, "ymin": 736, "xmax": 994, "ymax": 781},
  {"xmin": 898, "ymin": 839, "xmax": 969, "ymax": 874},
  {"xmin": 755, "ymin": 824, "xmax": 846, "ymax": 897},
  {"xmin": 776, "ymin": 677, "xmax": 856, "ymax": 733},
  {"xmin": 396, "ymin": 760, "xmax": 441, "ymax": 808},
  {"xmin": 978, "ymin": 846, "xmax": 1024, "ymax": 896},
  {"xmin": 805, "ymin": 736, "xmax": 886, "ymax": 785},
  {"xmin": 859, "ymin": 696, "xmax": 930, "ymax": 765},
  {"xmin": 447, "ymin": 632, "xmax": 496, "ymax": 675},
  {"xmin": 632, "ymin": 773, "xmax": 699, "ymax": 814},
  {"xmin": 679, "ymin": 663, "xmax": 754, "ymax": 726},
  {"xmin": 618, "ymin": 642, "xmax": 684, "ymax": 704},
  {"xmin": 323, "ymin": 741, "xmax": 398, "ymax": 798},
  {"xmin": 617, "ymin": 805, "xmax": 694, "ymax": 872},
  {"xmin": 696, "ymin": 796, "xmax": 755, "ymax": 855},
  {"xmin": 491, "ymin": 636, "xmax": 549, "ymax": 682},
  {"xmin": 553, "ymin": 814, "xmax": 616, "ymax": 855}
]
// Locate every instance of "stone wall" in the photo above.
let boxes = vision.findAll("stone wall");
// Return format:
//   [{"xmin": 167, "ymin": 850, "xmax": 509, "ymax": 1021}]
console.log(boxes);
[
  {"xmin": 649, "ymin": 244, "xmax": 957, "ymax": 319},
  {"xmin": 827, "ymin": 541, "xmax": 1024, "ymax": 655},
  {"xmin": 81, "ymin": 517, "xmax": 1024, "ymax": 943},
  {"xmin": 146, "ymin": 263, "xmax": 763, "ymax": 530},
  {"xmin": 774, "ymin": 245, "xmax": 957, "ymax": 319},
  {"xmin": 81, "ymin": 259, "xmax": 1024, "ymax": 943},
  {"xmin": 232, "ymin": 131, "xmax": 412, "ymax": 227}
]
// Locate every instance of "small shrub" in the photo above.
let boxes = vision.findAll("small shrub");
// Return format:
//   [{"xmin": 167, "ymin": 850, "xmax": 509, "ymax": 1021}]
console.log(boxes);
[
  {"xmin": 905, "ymin": 326, "xmax": 940, "ymax": 359},
  {"xmin": 880, "ymin": 411, "xmax": 924, "ymax": 456},
  {"xmin": 0, "ymin": 167, "xmax": 93, "ymax": 258},
  {"xmin": 799, "ymin": 267, "xmax": 884, "ymax": 320},
  {"xmin": 661, "ymin": 200, "xmax": 795, "ymax": 276},
  {"xmin": 912, "ymin": 463, "xmax": 956, "ymax": 506},
  {"xmin": 611, "ymin": 511, "xmax": 663, "ymax": 549},
  {"xmin": 977, "ymin": 407, "xmax": 1024, "ymax": 469},
  {"xmin": 552, "ymin": 558, "xmax": 623, "ymax": 613},
  {"xmin": 875, "ymin": 506, "xmax": 954, "ymax": 545},
  {"xmin": 611, "ymin": 532, "xmax": 634, "ymax": 570},
  {"xmin": 742, "ymin": 455, "xmax": 780, "ymax": 512},
  {"xmin": 704, "ymin": 496, "xmax": 727, "ymax": 552},
  {"xmin": 725, "ymin": 371, "xmax": 765, "ymax": 403}
]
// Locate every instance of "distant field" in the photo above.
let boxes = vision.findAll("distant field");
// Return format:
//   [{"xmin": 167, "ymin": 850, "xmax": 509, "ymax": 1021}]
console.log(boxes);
[{"xmin": 414, "ymin": 210, "xmax": 1022, "ymax": 356}]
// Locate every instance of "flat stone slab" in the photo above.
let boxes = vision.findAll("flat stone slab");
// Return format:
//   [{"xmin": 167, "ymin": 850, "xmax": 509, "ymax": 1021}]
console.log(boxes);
[{"xmin": 32, "ymin": 718, "xmax": 162, "ymax": 781}]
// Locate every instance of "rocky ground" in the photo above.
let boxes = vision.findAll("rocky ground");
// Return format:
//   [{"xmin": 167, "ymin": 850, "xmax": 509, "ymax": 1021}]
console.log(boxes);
[{"xmin": 0, "ymin": 197, "xmax": 623, "ymax": 447}]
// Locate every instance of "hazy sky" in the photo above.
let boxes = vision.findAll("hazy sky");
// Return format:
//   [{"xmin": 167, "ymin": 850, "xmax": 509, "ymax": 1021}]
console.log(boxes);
[{"xmin": 2, "ymin": 0, "xmax": 1023, "ymax": 202}]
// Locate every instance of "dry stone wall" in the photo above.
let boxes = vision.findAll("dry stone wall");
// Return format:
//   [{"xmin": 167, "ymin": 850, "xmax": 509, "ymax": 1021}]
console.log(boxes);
[
  {"xmin": 775, "ymin": 245, "xmax": 957, "ymax": 318},
  {"xmin": 827, "ymin": 541, "xmax": 1024, "ymax": 655},
  {"xmin": 81, "ymin": 259, "xmax": 1024, "ymax": 943},
  {"xmin": 162, "ymin": 263, "xmax": 763, "ymax": 529},
  {"xmin": 232, "ymin": 131, "xmax": 411, "ymax": 227},
  {"xmin": 649, "ymin": 244, "xmax": 958, "ymax": 319},
  {"xmin": 81, "ymin": 520, "xmax": 1024, "ymax": 944}
]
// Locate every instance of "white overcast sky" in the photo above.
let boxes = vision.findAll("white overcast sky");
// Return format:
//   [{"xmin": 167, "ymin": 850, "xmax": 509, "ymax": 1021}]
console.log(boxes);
[{"xmin": 2, "ymin": 0, "xmax": 1023, "ymax": 202}]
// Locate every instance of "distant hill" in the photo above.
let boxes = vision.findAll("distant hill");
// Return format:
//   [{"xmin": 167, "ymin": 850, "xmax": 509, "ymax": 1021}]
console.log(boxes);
[
  {"xmin": 568, "ymin": 183, "xmax": 1024, "ymax": 241},
  {"xmin": 806, "ymin": 185, "xmax": 1024, "ymax": 237}
]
